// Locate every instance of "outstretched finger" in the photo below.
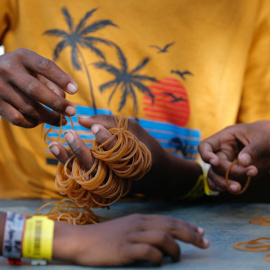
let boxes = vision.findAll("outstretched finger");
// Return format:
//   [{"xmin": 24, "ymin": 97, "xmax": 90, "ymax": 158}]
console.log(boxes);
[
  {"xmin": 91, "ymin": 124, "xmax": 118, "ymax": 150},
  {"xmin": 64, "ymin": 130, "xmax": 95, "ymax": 170},
  {"xmin": 140, "ymin": 215, "xmax": 209, "ymax": 249},
  {"xmin": 49, "ymin": 142, "xmax": 73, "ymax": 170}
]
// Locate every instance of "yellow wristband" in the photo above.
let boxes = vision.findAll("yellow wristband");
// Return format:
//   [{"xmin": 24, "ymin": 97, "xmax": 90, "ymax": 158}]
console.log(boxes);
[
  {"xmin": 196, "ymin": 157, "xmax": 212, "ymax": 196},
  {"xmin": 22, "ymin": 216, "xmax": 54, "ymax": 260},
  {"xmin": 180, "ymin": 174, "xmax": 205, "ymax": 201}
]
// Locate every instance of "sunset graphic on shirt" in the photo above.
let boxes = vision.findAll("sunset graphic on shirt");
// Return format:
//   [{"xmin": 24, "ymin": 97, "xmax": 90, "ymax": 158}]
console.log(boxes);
[{"xmin": 143, "ymin": 77, "xmax": 190, "ymax": 127}]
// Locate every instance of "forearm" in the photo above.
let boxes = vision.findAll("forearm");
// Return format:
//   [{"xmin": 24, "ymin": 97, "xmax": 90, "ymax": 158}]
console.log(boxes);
[{"xmin": 130, "ymin": 152, "xmax": 203, "ymax": 198}]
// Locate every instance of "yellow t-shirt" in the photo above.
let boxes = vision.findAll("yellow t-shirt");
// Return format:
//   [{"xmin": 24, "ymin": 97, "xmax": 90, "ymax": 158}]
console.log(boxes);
[{"xmin": 1, "ymin": 0, "xmax": 270, "ymax": 198}]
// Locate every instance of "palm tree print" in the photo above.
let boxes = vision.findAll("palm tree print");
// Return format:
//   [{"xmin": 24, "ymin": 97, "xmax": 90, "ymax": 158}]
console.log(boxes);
[
  {"xmin": 43, "ymin": 7, "xmax": 117, "ymax": 114},
  {"xmin": 93, "ymin": 45, "xmax": 156, "ymax": 116}
]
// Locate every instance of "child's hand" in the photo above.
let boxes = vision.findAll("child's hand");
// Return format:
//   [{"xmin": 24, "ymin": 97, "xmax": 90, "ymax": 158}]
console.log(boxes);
[
  {"xmin": 198, "ymin": 121, "xmax": 270, "ymax": 192},
  {"xmin": 53, "ymin": 213, "xmax": 210, "ymax": 266},
  {"xmin": 0, "ymin": 48, "xmax": 77, "ymax": 127}
]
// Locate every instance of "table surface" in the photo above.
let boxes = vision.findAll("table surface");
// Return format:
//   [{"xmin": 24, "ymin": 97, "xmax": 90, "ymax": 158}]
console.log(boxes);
[{"xmin": 1, "ymin": 199, "xmax": 270, "ymax": 270}]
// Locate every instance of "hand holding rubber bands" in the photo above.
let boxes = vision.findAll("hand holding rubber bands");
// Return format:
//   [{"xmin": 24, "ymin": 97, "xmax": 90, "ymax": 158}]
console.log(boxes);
[
  {"xmin": 39, "ymin": 114, "xmax": 152, "ymax": 224},
  {"xmin": 225, "ymin": 159, "xmax": 252, "ymax": 195}
]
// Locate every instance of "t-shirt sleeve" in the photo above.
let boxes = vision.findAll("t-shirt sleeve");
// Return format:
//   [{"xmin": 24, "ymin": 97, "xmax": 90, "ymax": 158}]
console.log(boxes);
[{"xmin": 238, "ymin": 0, "xmax": 270, "ymax": 123}]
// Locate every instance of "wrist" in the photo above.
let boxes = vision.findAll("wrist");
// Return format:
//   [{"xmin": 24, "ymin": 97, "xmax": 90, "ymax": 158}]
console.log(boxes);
[
  {"xmin": 1, "ymin": 212, "xmax": 26, "ymax": 265},
  {"xmin": 52, "ymin": 221, "xmax": 77, "ymax": 263}
]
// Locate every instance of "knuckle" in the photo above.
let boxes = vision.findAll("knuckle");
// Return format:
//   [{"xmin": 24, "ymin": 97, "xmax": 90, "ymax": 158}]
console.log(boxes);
[
  {"xmin": 70, "ymin": 142, "xmax": 84, "ymax": 156},
  {"xmin": 52, "ymin": 71, "xmax": 69, "ymax": 85},
  {"xmin": 188, "ymin": 232, "xmax": 198, "ymax": 244},
  {"xmin": 0, "ymin": 49, "xmax": 29, "ymax": 77},
  {"xmin": 126, "ymin": 214, "xmax": 145, "ymax": 228},
  {"xmin": 128, "ymin": 118, "xmax": 138, "ymax": 127},
  {"xmin": 9, "ymin": 112, "xmax": 24, "ymax": 126},
  {"xmin": 0, "ymin": 57, "xmax": 14, "ymax": 77},
  {"xmin": 155, "ymin": 231, "xmax": 169, "ymax": 243},
  {"xmin": 21, "ymin": 104, "xmax": 36, "ymax": 116},
  {"xmin": 99, "ymin": 133, "xmax": 112, "ymax": 144},
  {"xmin": 129, "ymin": 213, "xmax": 144, "ymax": 221},
  {"xmin": 247, "ymin": 144, "xmax": 259, "ymax": 156},
  {"xmin": 37, "ymin": 57, "xmax": 54, "ymax": 73},
  {"xmin": 165, "ymin": 216, "xmax": 179, "ymax": 232},
  {"xmin": 51, "ymin": 98, "xmax": 65, "ymax": 111},
  {"xmin": 15, "ymin": 48, "xmax": 28, "ymax": 56},
  {"xmin": 140, "ymin": 245, "xmax": 153, "ymax": 256},
  {"xmin": 25, "ymin": 80, "xmax": 40, "ymax": 95}
]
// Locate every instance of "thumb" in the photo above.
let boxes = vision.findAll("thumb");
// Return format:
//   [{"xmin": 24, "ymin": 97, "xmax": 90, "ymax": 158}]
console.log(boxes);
[{"xmin": 238, "ymin": 142, "xmax": 262, "ymax": 166}]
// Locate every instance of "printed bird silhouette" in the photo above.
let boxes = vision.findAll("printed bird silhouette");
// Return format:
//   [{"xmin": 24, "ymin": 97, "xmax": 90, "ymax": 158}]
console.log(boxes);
[
  {"xmin": 150, "ymin": 42, "xmax": 174, "ymax": 53},
  {"xmin": 171, "ymin": 69, "xmax": 193, "ymax": 80},
  {"xmin": 169, "ymin": 137, "xmax": 188, "ymax": 157},
  {"xmin": 163, "ymin": 92, "xmax": 186, "ymax": 103}
]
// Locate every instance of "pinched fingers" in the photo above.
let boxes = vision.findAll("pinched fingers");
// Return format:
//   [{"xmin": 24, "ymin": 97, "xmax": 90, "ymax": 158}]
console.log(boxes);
[
  {"xmin": 0, "ymin": 49, "xmax": 78, "ymax": 126},
  {"xmin": 19, "ymin": 48, "xmax": 78, "ymax": 95},
  {"xmin": 207, "ymin": 166, "xmax": 242, "ymax": 192},
  {"xmin": 12, "ymin": 71, "xmax": 77, "ymax": 117},
  {"xmin": 0, "ymin": 83, "xmax": 67, "ymax": 127},
  {"xmin": 37, "ymin": 74, "xmax": 66, "ymax": 98},
  {"xmin": 207, "ymin": 171, "xmax": 240, "ymax": 192}
]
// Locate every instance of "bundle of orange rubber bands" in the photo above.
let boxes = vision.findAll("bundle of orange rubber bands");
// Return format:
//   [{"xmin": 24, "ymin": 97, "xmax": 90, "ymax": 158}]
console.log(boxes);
[
  {"xmin": 226, "ymin": 159, "xmax": 270, "ymax": 261},
  {"xmin": 37, "ymin": 115, "xmax": 152, "ymax": 225}
]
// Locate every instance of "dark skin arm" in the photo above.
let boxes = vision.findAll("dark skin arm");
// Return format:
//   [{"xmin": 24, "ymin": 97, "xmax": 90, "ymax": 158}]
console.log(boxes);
[
  {"xmin": 50, "ymin": 114, "xmax": 203, "ymax": 199},
  {"xmin": 0, "ymin": 48, "xmax": 78, "ymax": 127},
  {"xmin": 0, "ymin": 211, "xmax": 209, "ymax": 266}
]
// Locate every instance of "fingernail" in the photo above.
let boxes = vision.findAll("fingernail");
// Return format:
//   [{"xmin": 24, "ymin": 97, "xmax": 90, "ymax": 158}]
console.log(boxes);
[
  {"xmin": 64, "ymin": 130, "xmax": 74, "ymax": 143},
  {"xmin": 91, "ymin": 124, "xmax": 99, "ymax": 134},
  {"xmin": 230, "ymin": 184, "xmax": 238, "ymax": 192},
  {"xmin": 197, "ymin": 227, "xmax": 205, "ymax": 235},
  {"xmin": 209, "ymin": 158, "xmax": 217, "ymax": 166},
  {"xmin": 65, "ymin": 106, "xmax": 77, "ymax": 116},
  {"xmin": 62, "ymin": 117, "xmax": 67, "ymax": 125},
  {"xmin": 67, "ymin": 83, "xmax": 78, "ymax": 94},
  {"xmin": 247, "ymin": 169, "xmax": 256, "ymax": 176},
  {"xmin": 203, "ymin": 238, "xmax": 210, "ymax": 247},
  {"xmin": 49, "ymin": 144, "xmax": 60, "ymax": 155},
  {"xmin": 240, "ymin": 153, "xmax": 251, "ymax": 166}
]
